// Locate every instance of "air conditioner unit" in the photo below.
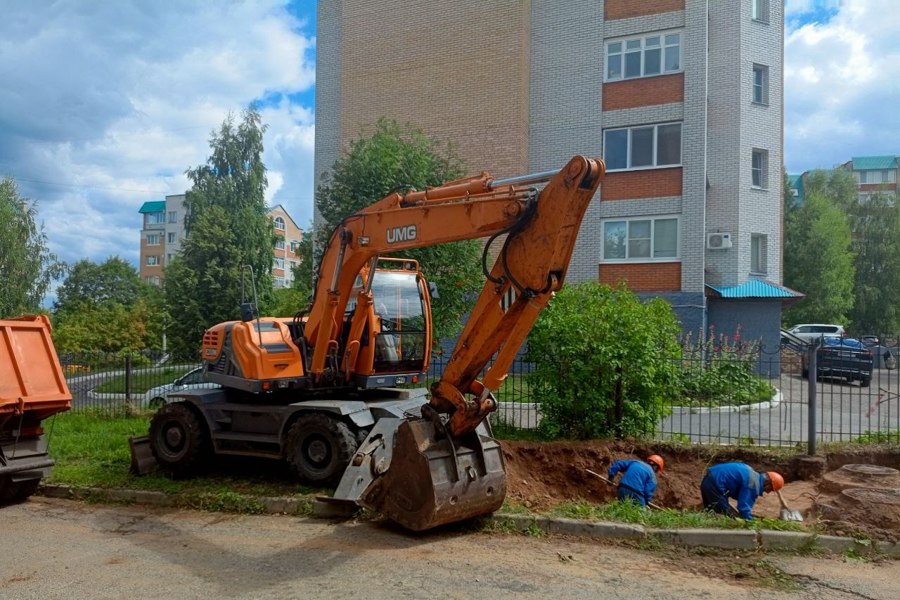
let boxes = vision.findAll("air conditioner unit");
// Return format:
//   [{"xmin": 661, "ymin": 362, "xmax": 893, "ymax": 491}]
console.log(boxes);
[{"xmin": 707, "ymin": 232, "xmax": 732, "ymax": 250}]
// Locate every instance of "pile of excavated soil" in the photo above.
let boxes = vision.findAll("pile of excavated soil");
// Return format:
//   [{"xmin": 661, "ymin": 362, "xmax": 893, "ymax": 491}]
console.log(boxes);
[{"xmin": 500, "ymin": 440, "xmax": 900, "ymax": 540}]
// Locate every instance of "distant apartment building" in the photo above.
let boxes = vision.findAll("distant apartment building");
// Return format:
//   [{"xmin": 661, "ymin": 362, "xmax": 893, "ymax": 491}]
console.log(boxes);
[
  {"xmin": 138, "ymin": 195, "xmax": 302, "ymax": 288},
  {"xmin": 315, "ymin": 0, "xmax": 796, "ymax": 348},
  {"xmin": 840, "ymin": 156, "xmax": 899, "ymax": 202}
]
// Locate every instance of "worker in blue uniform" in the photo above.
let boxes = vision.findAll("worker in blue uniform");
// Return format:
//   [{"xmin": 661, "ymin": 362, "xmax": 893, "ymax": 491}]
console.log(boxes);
[
  {"xmin": 700, "ymin": 462, "xmax": 784, "ymax": 519},
  {"xmin": 607, "ymin": 455, "xmax": 664, "ymax": 508}
]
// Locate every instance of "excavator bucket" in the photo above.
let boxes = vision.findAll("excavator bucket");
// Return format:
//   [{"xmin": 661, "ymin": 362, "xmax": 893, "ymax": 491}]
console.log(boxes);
[{"xmin": 332, "ymin": 414, "xmax": 506, "ymax": 531}]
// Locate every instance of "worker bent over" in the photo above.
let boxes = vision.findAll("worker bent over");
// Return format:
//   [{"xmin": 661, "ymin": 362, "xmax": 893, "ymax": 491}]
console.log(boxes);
[
  {"xmin": 607, "ymin": 455, "xmax": 664, "ymax": 508},
  {"xmin": 700, "ymin": 462, "xmax": 784, "ymax": 520}
]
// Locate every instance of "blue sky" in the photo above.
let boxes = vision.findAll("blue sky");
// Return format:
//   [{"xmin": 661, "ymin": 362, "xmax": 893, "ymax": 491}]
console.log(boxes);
[{"xmin": 0, "ymin": 0, "xmax": 896, "ymax": 292}]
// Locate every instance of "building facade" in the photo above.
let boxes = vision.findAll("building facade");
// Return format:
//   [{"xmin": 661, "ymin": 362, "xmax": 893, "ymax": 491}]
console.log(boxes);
[
  {"xmin": 138, "ymin": 195, "xmax": 302, "ymax": 288},
  {"xmin": 840, "ymin": 156, "xmax": 900, "ymax": 202},
  {"xmin": 315, "ymin": 0, "xmax": 793, "ymax": 347}
]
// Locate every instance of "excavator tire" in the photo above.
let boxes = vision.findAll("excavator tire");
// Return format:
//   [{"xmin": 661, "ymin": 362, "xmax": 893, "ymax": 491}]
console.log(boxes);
[
  {"xmin": 149, "ymin": 403, "xmax": 210, "ymax": 479},
  {"xmin": 0, "ymin": 476, "xmax": 40, "ymax": 505},
  {"xmin": 285, "ymin": 413, "xmax": 358, "ymax": 487}
]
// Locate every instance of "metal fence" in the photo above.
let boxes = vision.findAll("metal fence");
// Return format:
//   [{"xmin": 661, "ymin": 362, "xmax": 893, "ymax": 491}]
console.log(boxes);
[{"xmin": 60, "ymin": 341, "xmax": 900, "ymax": 448}]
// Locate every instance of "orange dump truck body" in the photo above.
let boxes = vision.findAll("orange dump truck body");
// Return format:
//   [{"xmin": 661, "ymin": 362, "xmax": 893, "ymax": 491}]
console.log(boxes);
[{"xmin": 0, "ymin": 314, "xmax": 72, "ymax": 502}]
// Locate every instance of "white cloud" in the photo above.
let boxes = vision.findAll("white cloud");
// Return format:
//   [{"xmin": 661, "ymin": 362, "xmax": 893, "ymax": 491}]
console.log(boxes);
[
  {"xmin": 0, "ymin": 0, "xmax": 315, "ymax": 275},
  {"xmin": 785, "ymin": 0, "xmax": 900, "ymax": 171}
]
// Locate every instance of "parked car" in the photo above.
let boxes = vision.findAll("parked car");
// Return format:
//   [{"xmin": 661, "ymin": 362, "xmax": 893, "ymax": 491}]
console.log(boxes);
[
  {"xmin": 787, "ymin": 323, "xmax": 846, "ymax": 344},
  {"xmin": 801, "ymin": 337, "xmax": 873, "ymax": 387},
  {"xmin": 859, "ymin": 335, "xmax": 880, "ymax": 347},
  {"xmin": 144, "ymin": 367, "xmax": 218, "ymax": 408}
]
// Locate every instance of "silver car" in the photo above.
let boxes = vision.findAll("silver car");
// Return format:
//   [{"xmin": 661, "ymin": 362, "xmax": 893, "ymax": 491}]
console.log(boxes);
[{"xmin": 144, "ymin": 367, "xmax": 219, "ymax": 408}]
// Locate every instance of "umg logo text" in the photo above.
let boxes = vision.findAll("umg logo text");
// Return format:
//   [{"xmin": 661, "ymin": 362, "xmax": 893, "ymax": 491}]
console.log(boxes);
[{"xmin": 387, "ymin": 225, "xmax": 417, "ymax": 244}]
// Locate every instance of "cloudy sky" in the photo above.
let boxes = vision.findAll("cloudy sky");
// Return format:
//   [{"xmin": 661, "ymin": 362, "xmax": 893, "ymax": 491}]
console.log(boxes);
[{"xmin": 0, "ymin": 0, "xmax": 896, "ymax": 292}]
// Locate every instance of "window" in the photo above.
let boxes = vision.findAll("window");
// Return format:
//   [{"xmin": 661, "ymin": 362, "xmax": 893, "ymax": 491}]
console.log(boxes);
[
  {"xmin": 274, "ymin": 216, "xmax": 285, "ymax": 230},
  {"xmin": 146, "ymin": 234, "xmax": 160, "ymax": 245},
  {"xmin": 148, "ymin": 212, "xmax": 165, "ymax": 225},
  {"xmin": 859, "ymin": 170, "xmax": 897, "ymax": 184},
  {"xmin": 603, "ymin": 123, "xmax": 682, "ymax": 171},
  {"xmin": 275, "ymin": 238, "xmax": 285, "ymax": 251},
  {"xmin": 290, "ymin": 241, "xmax": 300, "ymax": 253},
  {"xmin": 167, "ymin": 254, "xmax": 174, "ymax": 263},
  {"xmin": 168, "ymin": 211, "xmax": 177, "ymax": 223},
  {"xmin": 751, "ymin": 149, "xmax": 768, "ymax": 188},
  {"xmin": 146, "ymin": 256, "xmax": 160, "ymax": 266},
  {"xmin": 751, "ymin": 234, "xmax": 768, "ymax": 274},
  {"xmin": 274, "ymin": 258, "xmax": 284, "ymax": 269},
  {"xmin": 752, "ymin": 0, "xmax": 769, "ymax": 23},
  {"xmin": 167, "ymin": 232, "xmax": 177, "ymax": 244},
  {"xmin": 606, "ymin": 32, "xmax": 681, "ymax": 81},
  {"xmin": 752, "ymin": 64, "xmax": 769, "ymax": 105},
  {"xmin": 602, "ymin": 217, "xmax": 679, "ymax": 261}
]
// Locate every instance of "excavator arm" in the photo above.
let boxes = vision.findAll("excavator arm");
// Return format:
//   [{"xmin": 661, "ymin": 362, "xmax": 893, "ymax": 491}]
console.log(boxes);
[{"xmin": 323, "ymin": 156, "xmax": 605, "ymax": 530}]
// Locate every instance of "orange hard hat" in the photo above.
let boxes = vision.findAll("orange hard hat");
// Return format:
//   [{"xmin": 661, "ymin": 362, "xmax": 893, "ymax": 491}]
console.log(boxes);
[
  {"xmin": 766, "ymin": 471, "xmax": 784, "ymax": 491},
  {"xmin": 647, "ymin": 455, "xmax": 664, "ymax": 473}
]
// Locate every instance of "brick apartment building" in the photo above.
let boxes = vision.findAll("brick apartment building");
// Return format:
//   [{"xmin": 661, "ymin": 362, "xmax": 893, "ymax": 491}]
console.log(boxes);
[
  {"xmin": 138, "ymin": 195, "xmax": 302, "ymax": 288},
  {"xmin": 314, "ymin": 0, "xmax": 796, "ymax": 348}
]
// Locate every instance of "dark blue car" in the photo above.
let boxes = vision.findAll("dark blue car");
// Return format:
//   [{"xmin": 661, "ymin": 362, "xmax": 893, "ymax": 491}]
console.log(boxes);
[{"xmin": 802, "ymin": 337, "xmax": 874, "ymax": 387}]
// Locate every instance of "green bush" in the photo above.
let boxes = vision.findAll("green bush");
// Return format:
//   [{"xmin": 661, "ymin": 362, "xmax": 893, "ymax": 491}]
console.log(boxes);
[
  {"xmin": 679, "ymin": 327, "xmax": 774, "ymax": 406},
  {"xmin": 525, "ymin": 282, "xmax": 681, "ymax": 439}
]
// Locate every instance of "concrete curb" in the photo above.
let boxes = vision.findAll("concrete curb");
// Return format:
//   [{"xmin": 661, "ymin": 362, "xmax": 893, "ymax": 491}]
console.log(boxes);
[
  {"xmin": 37, "ymin": 484, "xmax": 899, "ymax": 557},
  {"xmin": 670, "ymin": 390, "xmax": 783, "ymax": 414}
]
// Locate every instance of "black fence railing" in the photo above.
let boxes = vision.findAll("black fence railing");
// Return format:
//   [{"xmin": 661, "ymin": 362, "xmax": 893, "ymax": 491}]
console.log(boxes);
[{"xmin": 59, "ymin": 341, "xmax": 900, "ymax": 448}]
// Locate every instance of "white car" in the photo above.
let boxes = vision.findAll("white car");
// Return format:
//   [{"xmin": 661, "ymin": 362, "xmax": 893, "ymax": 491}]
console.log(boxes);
[
  {"xmin": 786, "ymin": 324, "xmax": 846, "ymax": 343},
  {"xmin": 144, "ymin": 367, "xmax": 219, "ymax": 408}
]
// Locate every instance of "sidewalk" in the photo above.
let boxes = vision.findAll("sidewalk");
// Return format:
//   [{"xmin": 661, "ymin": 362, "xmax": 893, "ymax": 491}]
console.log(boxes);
[{"xmin": 37, "ymin": 484, "xmax": 900, "ymax": 557}]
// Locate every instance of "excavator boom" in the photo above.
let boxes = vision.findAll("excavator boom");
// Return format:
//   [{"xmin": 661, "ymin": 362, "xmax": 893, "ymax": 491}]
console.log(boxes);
[{"xmin": 329, "ymin": 156, "xmax": 605, "ymax": 530}]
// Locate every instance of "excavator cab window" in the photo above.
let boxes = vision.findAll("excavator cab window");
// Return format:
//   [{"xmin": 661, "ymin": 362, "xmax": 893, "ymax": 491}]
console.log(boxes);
[{"xmin": 370, "ymin": 269, "xmax": 428, "ymax": 373}]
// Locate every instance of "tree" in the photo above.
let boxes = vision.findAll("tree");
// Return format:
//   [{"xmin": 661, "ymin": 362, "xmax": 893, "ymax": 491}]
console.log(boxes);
[
  {"xmin": 165, "ymin": 109, "xmax": 274, "ymax": 358},
  {"xmin": 525, "ymin": 283, "xmax": 681, "ymax": 440},
  {"xmin": 783, "ymin": 170, "xmax": 855, "ymax": 325},
  {"xmin": 315, "ymin": 118, "xmax": 481, "ymax": 340},
  {"xmin": 52, "ymin": 257, "xmax": 164, "ymax": 353},
  {"xmin": 54, "ymin": 257, "xmax": 145, "ymax": 313},
  {"xmin": 0, "ymin": 176, "xmax": 64, "ymax": 317},
  {"xmin": 848, "ymin": 191, "xmax": 900, "ymax": 334}
]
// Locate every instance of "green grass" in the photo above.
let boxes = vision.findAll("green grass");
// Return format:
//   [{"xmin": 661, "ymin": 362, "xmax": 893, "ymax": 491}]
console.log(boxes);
[
  {"xmin": 549, "ymin": 499, "xmax": 808, "ymax": 532},
  {"xmin": 44, "ymin": 411, "xmax": 319, "ymax": 502},
  {"xmin": 93, "ymin": 366, "xmax": 195, "ymax": 394}
]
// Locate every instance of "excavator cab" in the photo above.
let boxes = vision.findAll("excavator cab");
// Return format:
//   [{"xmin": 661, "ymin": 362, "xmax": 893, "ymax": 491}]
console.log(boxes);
[{"xmin": 343, "ymin": 258, "xmax": 432, "ymax": 387}]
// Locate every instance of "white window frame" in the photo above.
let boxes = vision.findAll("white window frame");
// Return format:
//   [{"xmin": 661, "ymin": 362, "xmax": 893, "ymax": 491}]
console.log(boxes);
[
  {"xmin": 603, "ymin": 122, "xmax": 682, "ymax": 172},
  {"xmin": 752, "ymin": 64, "xmax": 769, "ymax": 105},
  {"xmin": 148, "ymin": 212, "xmax": 165, "ymax": 225},
  {"xmin": 605, "ymin": 30, "xmax": 682, "ymax": 82},
  {"xmin": 600, "ymin": 216, "xmax": 680, "ymax": 263},
  {"xmin": 275, "ymin": 238, "xmax": 285, "ymax": 251},
  {"xmin": 751, "ymin": 233, "xmax": 768, "ymax": 274},
  {"xmin": 752, "ymin": 149, "xmax": 769, "ymax": 189},
  {"xmin": 167, "ymin": 232, "xmax": 177, "ymax": 244},
  {"xmin": 752, "ymin": 0, "xmax": 770, "ymax": 23},
  {"xmin": 146, "ymin": 234, "xmax": 160, "ymax": 246},
  {"xmin": 146, "ymin": 256, "xmax": 160, "ymax": 266},
  {"xmin": 274, "ymin": 216, "xmax": 286, "ymax": 231},
  {"xmin": 168, "ymin": 211, "xmax": 177, "ymax": 223},
  {"xmin": 274, "ymin": 257, "xmax": 285, "ymax": 269}
]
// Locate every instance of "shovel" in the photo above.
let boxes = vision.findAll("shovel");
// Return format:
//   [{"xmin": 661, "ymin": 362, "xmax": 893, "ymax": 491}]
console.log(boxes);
[
  {"xmin": 585, "ymin": 468, "xmax": 664, "ymax": 510},
  {"xmin": 776, "ymin": 490, "xmax": 803, "ymax": 522}
]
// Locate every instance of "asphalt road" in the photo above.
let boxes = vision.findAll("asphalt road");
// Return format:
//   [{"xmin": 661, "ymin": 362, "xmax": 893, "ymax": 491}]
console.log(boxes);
[{"xmin": 2, "ymin": 498, "xmax": 899, "ymax": 600}]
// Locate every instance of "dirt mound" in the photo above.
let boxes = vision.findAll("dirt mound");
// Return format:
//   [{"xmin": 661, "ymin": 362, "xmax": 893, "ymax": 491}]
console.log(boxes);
[
  {"xmin": 820, "ymin": 464, "xmax": 900, "ymax": 493},
  {"xmin": 500, "ymin": 440, "xmax": 900, "ymax": 540}
]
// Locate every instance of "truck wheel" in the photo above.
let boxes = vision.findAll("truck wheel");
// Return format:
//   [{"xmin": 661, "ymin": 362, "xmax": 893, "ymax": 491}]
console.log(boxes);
[
  {"xmin": 148, "ymin": 396, "xmax": 166, "ymax": 410},
  {"xmin": 149, "ymin": 403, "xmax": 210, "ymax": 478},
  {"xmin": 285, "ymin": 414, "xmax": 358, "ymax": 487},
  {"xmin": 860, "ymin": 376, "xmax": 871, "ymax": 388},
  {"xmin": 0, "ymin": 477, "xmax": 40, "ymax": 504}
]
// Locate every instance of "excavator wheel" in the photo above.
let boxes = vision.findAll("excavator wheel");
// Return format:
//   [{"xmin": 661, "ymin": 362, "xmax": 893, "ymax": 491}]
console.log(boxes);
[
  {"xmin": 285, "ymin": 413, "xmax": 358, "ymax": 487},
  {"xmin": 149, "ymin": 403, "xmax": 210, "ymax": 479},
  {"xmin": 0, "ymin": 476, "xmax": 40, "ymax": 505}
]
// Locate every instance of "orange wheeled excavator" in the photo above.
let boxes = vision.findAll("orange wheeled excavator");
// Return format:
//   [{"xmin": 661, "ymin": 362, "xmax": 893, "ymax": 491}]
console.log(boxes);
[{"xmin": 141, "ymin": 155, "xmax": 604, "ymax": 530}]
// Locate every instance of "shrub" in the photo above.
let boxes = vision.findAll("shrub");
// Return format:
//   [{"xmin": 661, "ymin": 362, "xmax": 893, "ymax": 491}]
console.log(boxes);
[
  {"xmin": 679, "ymin": 327, "xmax": 774, "ymax": 406},
  {"xmin": 525, "ymin": 282, "xmax": 681, "ymax": 439}
]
